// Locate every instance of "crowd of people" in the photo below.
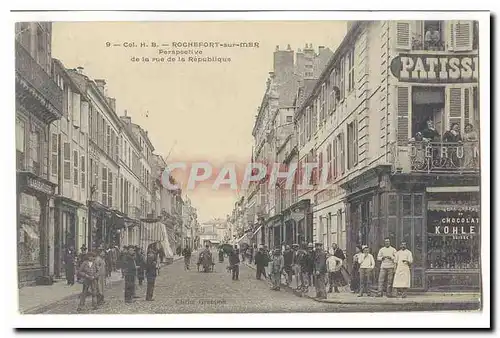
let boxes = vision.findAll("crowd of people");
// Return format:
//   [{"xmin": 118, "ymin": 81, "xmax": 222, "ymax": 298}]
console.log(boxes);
[
  {"xmin": 62, "ymin": 242, "xmax": 163, "ymax": 312},
  {"xmin": 228, "ymin": 238, "xmax": 413, "ymax": 300}
]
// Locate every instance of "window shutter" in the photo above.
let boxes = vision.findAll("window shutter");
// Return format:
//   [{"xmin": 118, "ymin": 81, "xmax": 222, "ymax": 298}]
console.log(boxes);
[
  {"xmin": 464, "ymin": 87, "xmax": 473, "ymax": 129},
  {"xmin": 318, "ymin": 151, "xmax": 323, "ymax": 184},
  {"xmin": 332, "ymin": 138, "xmax": 337, "ymax": 178},
  {"xmin": 395, "ymin": 21, "xmax": 411, "ymax": 50},
  {"xmin": 397, "ymin": 86, "xmax": 411, "ymax": 145},
  {"xmin": 454, "ymin": 21, "xmax": 473, "ymax": 51},
  {"xmin": 72, "ymin": 92, "xmax": 81, "ymax": 128},
  {"xmin": 447, "ymin": 87, "xmax": 463, "ymax": 131},
  {"xmin": 80, "ymin": 101, "xmax": 89, "ymax": 133}
]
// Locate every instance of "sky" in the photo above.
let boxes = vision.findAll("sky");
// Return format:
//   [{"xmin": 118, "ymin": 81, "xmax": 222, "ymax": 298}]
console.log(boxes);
[{"xmin": 52, "ymin": 21, "xmax": 347, "ymax": 222}]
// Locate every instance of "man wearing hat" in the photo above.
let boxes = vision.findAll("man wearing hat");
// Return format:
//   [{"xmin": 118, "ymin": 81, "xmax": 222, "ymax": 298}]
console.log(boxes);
[
  {"xmin": 76, "ymin": 245, "xmax": 88, "ymax": 283},
  {"xmin": 76, "ymin": 252, "xmax": 98, "ymax": 312},
  {"xmin": 314, "ymin": 243, "xmax": 328, "ymax": 299},
  {"xmin": 269, "ymin": 248, "xmax": 284, "ymax": 291},
  {"xmin": 282, "ymin": 245, "xmax": 293, "ymax": 286},
  {"xmin": 291, "ymin": 244, "xmax": 301, "ymax": 289},
  {"xmin": 358, "ymin": 245, "xmax": 375, "ymax": 297},
  {"xmin": 124, "ymin": 246, "xmax": 139, "ymax": 303},
  {"xmin": 300, "ymin": 243, "xmax": 315, "ymax": 292},
  {"xmin": 95, "ymin": 248, "xmax": 107, "ymax": 305}
]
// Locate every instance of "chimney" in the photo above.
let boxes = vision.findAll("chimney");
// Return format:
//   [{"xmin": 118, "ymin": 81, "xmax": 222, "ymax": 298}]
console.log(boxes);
[
  {"xmin": 287, "ymin": 44, "xmax": 291, "ymax": 51},
  {"xmin": 76, "ymin": 66, "xmax": 84, "ymax": 74},
  {"xmin": 95, "ymin": 79, "xmax": 107, "ymax": 95},
  {"xmin": 107, "ymin": 97, "xmax": 116, "ymax": 112},
  {"xmin": 121, "ymin": 109, "xmax": 131, "ymax": 124},
  {"xmin": 318, "ymin": 46, "xmax": 325, "ymax": 53}
]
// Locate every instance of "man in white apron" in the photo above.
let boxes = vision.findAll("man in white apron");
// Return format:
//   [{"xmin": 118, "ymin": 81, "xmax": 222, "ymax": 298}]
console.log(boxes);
[{"xmin": 393, "ymin": 241, "xmax": 413, "ymax": 298}]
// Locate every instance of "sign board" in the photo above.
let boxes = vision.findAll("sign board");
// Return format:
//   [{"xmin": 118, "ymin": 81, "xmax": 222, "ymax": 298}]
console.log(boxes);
[
  {"xmin": 390, "ymin": 54, "xmax": 478, "ymax": 83},
  {"xmin": 27, "ymin": 176, "xmax": 55, "ymax": 195}
]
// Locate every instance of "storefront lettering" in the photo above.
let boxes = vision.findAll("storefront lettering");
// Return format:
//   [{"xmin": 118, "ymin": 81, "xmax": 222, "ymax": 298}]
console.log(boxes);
[
  {"xmin": 390, "ymin": 54, "xmax": 478, "ymax": 83},
  {"xmin": 434, "ymin": 225, "xmax": 476, "ymax": 235},
  {"xmin": 27, "ymin": 177, "xmax": 54, "ymax": 195}
]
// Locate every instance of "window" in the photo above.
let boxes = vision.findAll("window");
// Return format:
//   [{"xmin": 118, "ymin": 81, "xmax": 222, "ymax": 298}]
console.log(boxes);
[
  {"xmin": 73, "ymin": 150, "xmax": 79, "ymax": 185},
  {"xmin": 286, "ymin": 116, "xmax": 293, "ymax": 123},
  {"xmin": 51, "ymin": 134, "xmax": 58, "ymax": 176},
  {"xmin": 347, "ymin": 120, "xmax": 358, "ymax": 169},
  {"xmin": 101, "ymin": 166, "xmax": 108, "ymax": 205},
  {"xmin": 332, "ymin": 137, "xmax": 337, "ymax": 179},
  {"xmin": 347, "ymin": 49, "xmax": 355, "ymax": 92},
  {"xmin": 16, "ymin": 118, "xmax": 25, "ymax": 169},
  {"xmin": 318, "ymin": 151, "xmax": 323, "ymax": 185},
  {"xmin": 320, "ymin": 83, "xmax": 326, "ymax": 123},
  {"xmin": 36, "ymin": 27, "xmax": 46, "ymax": 69},
  {"xmin": 108, "ymin": 170, "xmax": 113, "ymax": 207},
  {"xmin": 80, "ymin": 155, "xmax": 86, "ymax": 189},
  {"xmin": 414, "ymin": 21, "xmax": 445, "ymax": 51},
  {"xmin": 101, "ymin": 117, "xmax": 105, "ymax": 149},
  {"xmin": 337, "ymin": 133, "xmax": 346, "ymax": 175},
  {"xmin": 339, "ymin": 58, "xmax": 345, "ymax": 101},
  {"xmin": 63, "ymin": 143, "xmax": 71, "ymax": 180},
  {"xmin": 115, "ymin": 135, "xmax": 119, "ymax": 162},
  {"xmin": 32, "ymin": 131, "xmax": 41, "ymax": 176},
  {"xmin": 326, "ymin": 143, "xmax": 332, "ymax": 183},
  {"xmin": 106, "ymin": 125, "xmax": 111, "ymax": 155}
]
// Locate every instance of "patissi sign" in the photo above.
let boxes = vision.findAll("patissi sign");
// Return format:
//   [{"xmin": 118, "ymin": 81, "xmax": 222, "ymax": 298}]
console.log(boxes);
[{"xmin": 390, "ymin": 54, "xmax": 478, "ymax": 83}]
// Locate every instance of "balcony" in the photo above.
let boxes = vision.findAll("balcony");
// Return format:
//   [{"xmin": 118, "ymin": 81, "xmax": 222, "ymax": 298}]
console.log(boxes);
[
  {"xmin": 404, "ymin": 141, "xmax": 479, "ymax": 174},
  {"xmin": 15, "ymin": 41, "xmax": 63, "ymax": 123},
  {"xmin": 411, "ymin": 36, "xmax": 445, "ymax": 52}
]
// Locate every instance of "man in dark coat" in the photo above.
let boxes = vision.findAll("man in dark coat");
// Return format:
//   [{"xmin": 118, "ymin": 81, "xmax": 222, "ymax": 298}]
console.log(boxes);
[
  {"xmin": 332, "ymin": 243, "xmax": 346, "ymax": 261},
  {"xmin": 136, "ymin": 247, "xmax": 146, "ymax": 286},
  {"xmin": 229, "ymin": 246, "xmax": 241, "ymax": 281},
  {"xmin": 145, "ymin": 250, "xmax": 157, "ymax": 301},
  {"xmin": 124, "ymin": 246, "xmax": 138, "ymax": 303},
  {"xmin": 76, "ymin": 252, "xmax": 98, "ymax": 312},
  {"xmin": 254, "ymin": 247, "xmax": 268, "ymax": 280},
  {"xmin": 301, "ymin": 243, "xmax": 315, "ymax": 291},
  {"xmin": 283, "ymin": 245, "xmax": 293, "ymax": 286},
  {"xmin": 314, "ymin": 243, "xmax": 328, "ymax": 299},
  {"xmin": 64, "ymin": 245, "xmax": 76, "ymax": 285},
  {"xmin": 182, "ymin": 246, "xmax": 192, "ymax": 270}
]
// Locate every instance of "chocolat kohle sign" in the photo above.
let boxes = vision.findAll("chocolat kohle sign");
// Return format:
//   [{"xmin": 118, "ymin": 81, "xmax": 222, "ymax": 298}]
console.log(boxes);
[{"xmin": 390, "ymin": 54, "xmax": 479, "ymax": 83}]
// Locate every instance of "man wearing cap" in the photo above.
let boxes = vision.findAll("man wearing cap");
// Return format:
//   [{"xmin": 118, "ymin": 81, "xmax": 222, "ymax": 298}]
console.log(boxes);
[
  {"xmin": 358, "ymin": 245, "xmax": 375, "ymax": 297},
  {"xmin": 301, "ymin": 243, "xmax": 315, "ymax": 292},
  {"xmin": 314, "ymin": 243, "xmax": 328, "ymax": 299},
  {"xmin": 377, "ymin": 238, "xmax": 397, "ymax": 297},
  {"xmin": 76, "ymin": 252, "xmax": 98, "ymax": 312},
  {"xmin": 254, "ymin": 246, "xmax": 268, "ymax": 280}
]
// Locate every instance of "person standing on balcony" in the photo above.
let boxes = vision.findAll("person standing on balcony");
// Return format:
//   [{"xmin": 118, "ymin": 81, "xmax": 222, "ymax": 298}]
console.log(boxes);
[
  {"xmin": 464, "ymin": 124, "xmax": 479, "ymax": 168},
  {"xmin": 443, "ymin": 123, "xmax": 462, "ymax": 142},
  {"xmin": 377, "ymin": 238, "xmax": 397, "ymax": 297},
  {"xmin": 420, "ymin": 119, "xmax": 440, "ymax": 142},
  {"xmin": 424, "ymin": 23, "xmax": 441, "ymax": 50}
]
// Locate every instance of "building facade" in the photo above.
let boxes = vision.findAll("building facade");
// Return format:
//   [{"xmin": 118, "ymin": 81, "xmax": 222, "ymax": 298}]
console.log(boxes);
[
  {"xmin": 16, "ymin": 22, "xmax": 63, "ymax": 283},
  {"xmin": 293, "ymin": 20, "xmax": 479, "ymax": 291}
]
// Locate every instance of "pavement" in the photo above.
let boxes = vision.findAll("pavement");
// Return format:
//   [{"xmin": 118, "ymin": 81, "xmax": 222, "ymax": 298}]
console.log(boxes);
[
  {"xmin": 242, "ymin": 261, "xmax": 481, "ymax": 310},
  {"xmin": 20, "ymin": 255, "xmax": 480, "ymax": 314},
  {"xmin": 18, "ymin": 255, "xmax": 184, "ymax": 314}
]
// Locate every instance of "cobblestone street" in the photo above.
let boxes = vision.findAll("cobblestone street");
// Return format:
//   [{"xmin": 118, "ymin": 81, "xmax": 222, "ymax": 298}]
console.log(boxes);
[{"xmin": 30, "ymin": 256, "xmax": 479, "ymax": 314}]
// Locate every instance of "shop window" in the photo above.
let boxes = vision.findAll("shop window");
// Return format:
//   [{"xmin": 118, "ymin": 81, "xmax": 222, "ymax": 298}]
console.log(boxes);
[
  {"xmin": 401, "ymin": 195, "xmax": 412, "ymax": 216},
  {"xmin": 388, "ymin": 195, "xmax": 398, "ymax": 216},
  {"xmin": 18, "ymin": 193, "xmax": 41, "ymax": 265},
  {"xmin": 426, "ymin": 194, "xmax": 480, "ymax": 270}
]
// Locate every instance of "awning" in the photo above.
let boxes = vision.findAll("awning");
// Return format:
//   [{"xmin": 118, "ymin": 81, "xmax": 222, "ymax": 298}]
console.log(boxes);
[
  {"xmin": 209, "ymin": 240, "xmax": 220, "ymax": 244},
  {"xmin": 235, "ymin": 233, "xmax": 250, "ymax": 245}
]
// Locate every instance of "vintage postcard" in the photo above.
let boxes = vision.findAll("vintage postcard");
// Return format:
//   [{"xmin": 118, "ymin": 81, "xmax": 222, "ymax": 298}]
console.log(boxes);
[{"xmin": 10, "ymin": 11, "xmax": 490, "ymax": 328}]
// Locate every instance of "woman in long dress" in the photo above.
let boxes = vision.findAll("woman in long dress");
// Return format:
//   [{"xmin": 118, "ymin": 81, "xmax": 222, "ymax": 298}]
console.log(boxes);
[{"xmin": 393, "ymin": 242, "xmax": 413, "ymax": 298}]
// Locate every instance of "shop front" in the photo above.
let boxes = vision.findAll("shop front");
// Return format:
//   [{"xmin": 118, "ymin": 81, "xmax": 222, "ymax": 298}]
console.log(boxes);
[
  {"xmin": 425, "ymin": 190, "xmax": 480, "ymax": 290},
  {"xmin": 53, "ymin": 196, "xmax": 81, "ymax": 277},
  {"xmin": 87, "ymin": 201, "xmax": 113, "ymax": 251},
  {"xmin": 17, "ymin": 172, "xmax": 56, "ymax": 284}
]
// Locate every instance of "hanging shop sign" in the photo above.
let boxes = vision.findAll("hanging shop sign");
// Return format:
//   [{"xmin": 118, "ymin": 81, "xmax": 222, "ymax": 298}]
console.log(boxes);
[{"xmin": 390, "ymin": 54, "xmax": 478, "ymax": 83}]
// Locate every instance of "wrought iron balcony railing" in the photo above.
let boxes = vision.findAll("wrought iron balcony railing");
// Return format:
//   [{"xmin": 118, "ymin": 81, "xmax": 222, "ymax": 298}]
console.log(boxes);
[
  {"xmin": 15, "ymin": 41, "xmax": 63, "ymax": 117},
  {"xmin": 409, "ymin": 141, "xmax": 480, "ymax": 174}
]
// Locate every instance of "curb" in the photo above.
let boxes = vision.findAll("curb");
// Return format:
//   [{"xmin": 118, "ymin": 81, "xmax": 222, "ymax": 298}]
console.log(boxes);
[{"xmin": 242, "ymin": 262, "xmax": 481, "ymax": 307}]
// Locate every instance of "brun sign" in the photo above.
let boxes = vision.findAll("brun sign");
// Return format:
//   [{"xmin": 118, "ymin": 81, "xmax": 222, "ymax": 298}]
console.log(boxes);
[{"xmin": 390, "ymin": 54, "xmax": 478, "ymax": 83}]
